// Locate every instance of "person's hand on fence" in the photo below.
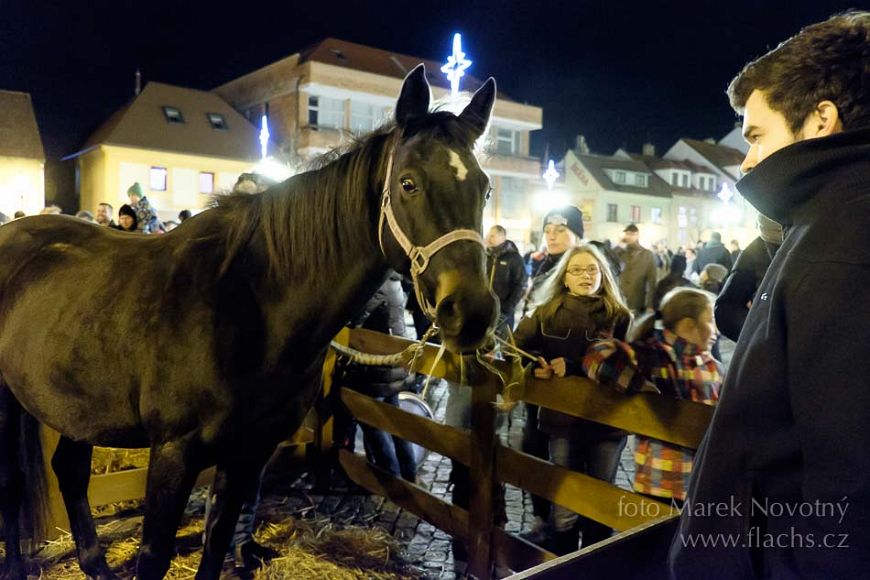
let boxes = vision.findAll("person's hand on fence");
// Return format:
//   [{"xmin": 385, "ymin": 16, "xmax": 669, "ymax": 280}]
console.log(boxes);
[
  {"xmin": 533, "ymin": 356, "xmax": 553, "ymax": 379},
  {"xmin": 549, "ymin": 357, "xmax": 566, "ymax": 378}
]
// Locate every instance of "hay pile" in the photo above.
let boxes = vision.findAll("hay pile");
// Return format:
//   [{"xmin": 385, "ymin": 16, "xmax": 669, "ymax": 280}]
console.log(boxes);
[{"xmin": 31, "ymin": 507, "xmax": 419, "ymax": 579}]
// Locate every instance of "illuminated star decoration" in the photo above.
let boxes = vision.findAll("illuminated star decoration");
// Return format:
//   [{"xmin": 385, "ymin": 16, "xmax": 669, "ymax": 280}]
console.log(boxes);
[
  {"xmin": 441, "ymin": 33, "xmax": 472, "ymax": 99},
  {"xmin": 259, "ymin": 114, "xmax": 270, "ymax": 160},
  {"xmin": 717, "ymin": 183, "xmax": 734, "ymax": 203},
  {"xmin": 543, "ymin": 160, "xmax": 560, "ymax": 191}
]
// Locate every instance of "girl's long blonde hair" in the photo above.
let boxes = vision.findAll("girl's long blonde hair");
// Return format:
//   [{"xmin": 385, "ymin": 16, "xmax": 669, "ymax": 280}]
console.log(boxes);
[{"xmin": 532, "ymin": 243, "xmax": 630, "ymax": 326}]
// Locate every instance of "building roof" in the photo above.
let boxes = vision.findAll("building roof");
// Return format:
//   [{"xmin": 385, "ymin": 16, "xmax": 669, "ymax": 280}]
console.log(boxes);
[
  {"xmin": 681, "ymin": 138, "xmax": 744, "ymax": 171},
  {"xmin": 73, "ymin": 82, "xmax": 263, "ymax": 160},
  {"xmin": 0, "ymin": 90, "xmax": 45, "ymax": 160},
  {"xmin": 573, "ymin": 152, "xmax": 672, "ymax": 198},
  {"xmin": 298, "ymin": 38, "xmax": 515, "ymax": 102}
]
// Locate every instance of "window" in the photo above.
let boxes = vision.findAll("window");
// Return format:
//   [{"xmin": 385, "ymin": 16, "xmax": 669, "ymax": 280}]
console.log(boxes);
[
  {"xmin": 607, "ymin": 203, "xmax": 618, "ymax": 222},
  {"xmin": 631, "ymin": 205, "xmax": 641, "ymax": 222},
  {"xmin": 499, "ymin": 177, "xmax": 526, "ymax": 218},
  {"xmin": 199, "ymin": 172, "xmax": 214, "ymax": 194},
  {"xmin": 699, "ymin": 176, "xmax": 707, "ymax": 190},
  {"xmin": 634, "ymin": 173, "xmax": 648, "ymax": 187},
  {"xmin": 710, "ymin": 177, "xmax": 717, "ymax": 191},
  {"xmin": 671, "ymin": 172, "xmax": 679, "ymax": 186},
  {"xmin": 678, "ymin": 206, "xmax": 687, "ymax": 228},
  {"xmin": 162, "ymin": 106, "xmax": 185, "ymax": 124},
  {"xmin": 308, "ymin": 95, "xmax": 345, "ymax": 129},
  {"xmin": 614, "ymin": 171, "xmax": 626, "ymax": 184},
  {"xmin": 150, "ymin": 167, "xmax": 167, "ymax": 191},
  {"xmin": 495, "ymin": 127, "xmax": 520, "ymax": 155},
  {"xmin": 350, "ymin": 101, "xmax": 385, "ymax": 134},
  {"xmin": 680, "ymin": 173, "xmax": 688, "ymax": 187},
  {"xmin": 651, "ymin": 207, "xmax": 663, "ymax": 224},
  {"xmin": 206, "ymin": 113, "xmax": 227, "ymax": 130}
]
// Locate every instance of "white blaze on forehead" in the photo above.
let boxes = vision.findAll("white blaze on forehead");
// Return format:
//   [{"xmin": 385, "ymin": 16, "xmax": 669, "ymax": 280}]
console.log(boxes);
[{"xmin": 447, "ymin": 149, "xmax": 468, "ymax": 181}]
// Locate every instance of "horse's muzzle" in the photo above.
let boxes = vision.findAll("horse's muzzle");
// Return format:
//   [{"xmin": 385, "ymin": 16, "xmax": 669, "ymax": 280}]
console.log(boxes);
[{"xmin": 435, "ymin": 287, "xmax": 498, "ymax": 353}]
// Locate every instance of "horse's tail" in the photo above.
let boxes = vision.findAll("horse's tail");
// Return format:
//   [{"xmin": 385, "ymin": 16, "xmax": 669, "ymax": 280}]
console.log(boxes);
[
  {"xmin": 2, "ymin": 388, "xmax": 49, "ymax": 542},
  {"xmin": 19, "ymin": 407, "xmax": 48, "ymax": 541}
]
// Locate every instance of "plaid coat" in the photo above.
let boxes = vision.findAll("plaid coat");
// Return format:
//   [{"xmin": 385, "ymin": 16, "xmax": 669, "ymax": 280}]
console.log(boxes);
[{"xmin": 583, "ymin": 329, "xmax": 722, "ymax": 500}]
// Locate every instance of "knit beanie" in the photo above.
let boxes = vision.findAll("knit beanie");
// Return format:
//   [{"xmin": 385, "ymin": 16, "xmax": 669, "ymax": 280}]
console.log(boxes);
[
  {"xmin": 118, "ymin": 204, "xmax": 137, "ymax": 220},
  {"xmin": 543, "ymin": 205, "xmax": 584, "ymax": 239},
  {"xmin": 127, "ymin": 182, "xmax": 143, "ymax": 197}
]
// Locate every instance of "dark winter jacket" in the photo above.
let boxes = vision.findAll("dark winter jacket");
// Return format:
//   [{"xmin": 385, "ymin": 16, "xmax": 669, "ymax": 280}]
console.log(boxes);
[
  {"xmin": 670, "ymin": 128, "xmax": 870, "ymax": 579},
  {"xmin": 514, "ymin": 294, "xmax": 630, "ymax": 436},
  {"xmin": 487, "ymin": 240, "xmax": 528, "ymax": 321},
  {"xmin": 693, "ymin": 240, "xmax": 733, "ymax": 274},
  {"xmin": 342, "ymin": 272, "xmax": 409, "ymax": 397},
  {"xmin": 615, "ymin": 243, "xmax": 657, "ymax": 312},
  {"xmin": 714, "ymin": 236, "xmax": 780, "ymax": 341}
]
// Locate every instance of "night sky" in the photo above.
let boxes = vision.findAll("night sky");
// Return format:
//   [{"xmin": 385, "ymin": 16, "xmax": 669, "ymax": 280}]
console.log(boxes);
[{"xmin": 1, "ymin": 0, "xmax": 861, "ymax": 160}]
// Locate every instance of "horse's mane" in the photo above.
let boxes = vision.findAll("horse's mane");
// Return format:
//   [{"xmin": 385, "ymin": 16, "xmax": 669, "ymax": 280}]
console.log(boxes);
[{"xmin": 213, "ymin": 111, "xmax": 480, "ymax": 286}]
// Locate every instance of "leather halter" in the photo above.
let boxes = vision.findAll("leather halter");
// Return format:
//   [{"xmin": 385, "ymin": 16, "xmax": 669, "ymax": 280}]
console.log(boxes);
[{"xmin": 377, "ymin": 143, "xmax": 484, "ymax": 319}]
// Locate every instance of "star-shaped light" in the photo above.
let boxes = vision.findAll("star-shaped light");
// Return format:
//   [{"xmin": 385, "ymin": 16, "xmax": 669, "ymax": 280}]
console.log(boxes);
[
  {"xmin": 441, "ymin": 33, "xmax": 472, "ymax": 99},
  {"xmin": 259, "ymin": 114, "xmax": 270, "ymax": 160},
  {"xmin": 717, "ymin": 182, "xmax": 734, "ymax": 203},
  {"xmin": 543, "ymin": 160, "xmax": 560, "ymax": 191}
]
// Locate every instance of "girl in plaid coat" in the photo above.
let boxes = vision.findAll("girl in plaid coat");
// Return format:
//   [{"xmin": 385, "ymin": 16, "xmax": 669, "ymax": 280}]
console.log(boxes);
[{"xmin": 583, "ymin": 287, "xmax": 723, "ymax": 503}]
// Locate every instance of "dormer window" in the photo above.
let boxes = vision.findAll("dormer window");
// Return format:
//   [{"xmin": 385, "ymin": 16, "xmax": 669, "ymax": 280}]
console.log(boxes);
[
  {"xmin": 162, "ymin": 106, "xmax": 185, "ymax": 124},
  {"xmin": 206, "ymin": 113, "xmax": 228, "ymax": 130}
]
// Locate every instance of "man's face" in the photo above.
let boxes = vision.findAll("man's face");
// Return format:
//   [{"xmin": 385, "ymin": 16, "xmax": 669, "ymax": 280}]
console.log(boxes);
[
  {"xmin": 622, "ymin": 230, "xmax": 639, "ymax": 245},
  {"xmin": 740, "ymin": 90, "xmax": 805, "ymax": 174},
  {"xmin": 486, "ymin": 227, "xmax": 506, "ymax": 249},
  {"xmin": 543, "ymin": 224, "xmax": 577, "ymax": 255},
  {"xmin": 95, "ymin": 204, "xmax": 111, "ymax": 225}
]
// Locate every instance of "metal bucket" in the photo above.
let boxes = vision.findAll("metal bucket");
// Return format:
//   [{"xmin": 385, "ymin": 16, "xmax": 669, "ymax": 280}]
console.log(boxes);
[{"xmin": 397, "ymin": 391, "xmax": 434, "ymax": 466}]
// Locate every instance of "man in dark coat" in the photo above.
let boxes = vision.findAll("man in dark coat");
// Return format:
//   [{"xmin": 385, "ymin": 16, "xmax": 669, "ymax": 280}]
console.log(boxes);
[
  {"xmin": 670, "ymin": 12, "xmax": 870, "ymax": 579},
  {"xmin": 714, "ymin": 214, "xmax": 783, "ymax": 341},
  {"xmin": 693, "ymin": 231, "xmax": 733, "ymax": 274},
  {"xmin": 614, "ymin": 223, "xmax": 657, "ymax": 314},
  {"xmin": 485, "ymin": 225, "xmax": 528, "ymax": 332},
  {"xmin": 652, "ymin": 254, "xmax": 697, "ymax": 312}
]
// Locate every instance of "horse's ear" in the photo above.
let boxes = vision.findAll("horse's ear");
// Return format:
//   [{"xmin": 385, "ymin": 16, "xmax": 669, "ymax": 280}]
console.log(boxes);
[
  {"xmin": 395, "ymin": 65, "xmax": 431, "ymax": 127},
  {"xmin": 458, "ymin": 77, "xmax": 496, "ymax": 139}
]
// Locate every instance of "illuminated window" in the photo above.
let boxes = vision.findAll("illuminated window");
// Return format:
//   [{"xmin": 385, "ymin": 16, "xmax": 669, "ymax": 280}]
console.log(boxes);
[
  {"xmin": 651, "ymin": 207, "xmax": 663, "ymax": 224},
  {"xmin": 199, "ymin": 172, "xmax": 214, "ymax": 194},
  {"xmin": 162, "ymin": 106, "xmax": 184, "ymax": 124},
  {"xmin": 150, "ymin": 167, "xmax": 167, "ymax": 191},
  {"xmin": 350, "ymin": 102, "xmax": 385, "ymax": 134},
  {"xmin": 495, "ymin": 127, "xmax": 520, "ymax": 155},
  {"xmin": 678, "ymin": 206, "xmax": 687, "ymax": 228},
  {"xmin": 308, "ymin": 96, "xmax": 345, "ymax": 129},
  {"xmin": 206, "ymin": 113, "xmax": 227, "ymax": 130},
  {"xmin": 631, "ymin": 205, "xmax": 641, "ymax": 222},
  {"xmin": 607, "ymin": 203, "xmax": 618, "ymax": 222}
]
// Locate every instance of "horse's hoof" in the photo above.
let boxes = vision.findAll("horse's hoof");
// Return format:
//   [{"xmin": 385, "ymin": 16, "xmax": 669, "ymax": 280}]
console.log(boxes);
[{"xmin": 233, "ymin": 540, "xmax": 280, "ymax": 571}]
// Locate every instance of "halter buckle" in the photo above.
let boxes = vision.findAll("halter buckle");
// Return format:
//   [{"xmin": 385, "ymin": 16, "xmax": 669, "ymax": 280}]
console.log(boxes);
[{"xmin": 409, "ymin": 247, "xmax": 430, "ymax": 275}]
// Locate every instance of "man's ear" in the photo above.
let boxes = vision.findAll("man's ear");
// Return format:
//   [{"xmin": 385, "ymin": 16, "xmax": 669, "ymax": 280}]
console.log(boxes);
[{"xmin": 802, "ymin": 100, "xmax": 843, "ymax": 138}]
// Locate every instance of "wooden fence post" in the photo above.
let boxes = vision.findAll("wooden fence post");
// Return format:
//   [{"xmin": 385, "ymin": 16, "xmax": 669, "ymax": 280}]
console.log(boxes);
[{"xmin": 467, "ymin": 368, "xmax": 500, "ymax": 579}]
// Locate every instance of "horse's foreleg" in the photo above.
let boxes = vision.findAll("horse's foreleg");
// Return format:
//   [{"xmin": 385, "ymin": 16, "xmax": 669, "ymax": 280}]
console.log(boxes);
[
  {"xmin": 197, "ymin": 450, "xmax": 272, "ymax": 580},
  {"xmin": 0, "ymin": 388, "xmax": 25, "ymax": 580},
  {"xmin": 51, "ymin": 437, "xmax": 115, "ymax": 580},
  {"xmin": 136, "ymin": 440, "xmax": 200, "ymax": 580}
]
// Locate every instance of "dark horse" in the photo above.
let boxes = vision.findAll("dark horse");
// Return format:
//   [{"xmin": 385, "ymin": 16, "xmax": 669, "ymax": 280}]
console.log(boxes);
[{"xmin": 0, "ymin": 66, "xmax": 498, "ymax": 580}]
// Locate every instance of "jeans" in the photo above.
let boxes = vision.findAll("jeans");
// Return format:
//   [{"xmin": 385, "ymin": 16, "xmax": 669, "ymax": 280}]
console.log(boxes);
[
  {"xmin": 548, "ymin": 433, "xmax": 627, "ymax": 544},
  {"xmin": 360, "ymin": 393, "xmax": 417, "ymax": 481},
  {"xmin": 522, "ymin": 403, "xmax": 551, "ymax": 521},
  {"xmin": 203, "ymin": 481, "xmax": 260, "ymax": 552}
]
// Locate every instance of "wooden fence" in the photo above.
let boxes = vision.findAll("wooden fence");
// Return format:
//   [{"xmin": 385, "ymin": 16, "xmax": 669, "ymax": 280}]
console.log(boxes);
[{"xmin": 325, "ymin": 327, "xmax": 714, "ymax": 579}]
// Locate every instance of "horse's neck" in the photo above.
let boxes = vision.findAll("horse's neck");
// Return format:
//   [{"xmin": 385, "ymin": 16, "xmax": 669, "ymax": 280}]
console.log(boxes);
[{"xmin": 255, "ymin": 154, "xmax": 391, "ymax": 351}]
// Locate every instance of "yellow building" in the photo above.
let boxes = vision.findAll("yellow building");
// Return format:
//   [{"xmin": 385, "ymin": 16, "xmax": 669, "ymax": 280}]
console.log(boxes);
[
  {"xmin": 214, "ymin": 38, "xmax": 543, "ymax": 246},
  {"xmin": 66, "ymin": 82, "xmax": 267, "ymax": 222},
  {"xmin": 0, "ymin": 90, "xmax": 45, "ymax": 218}
]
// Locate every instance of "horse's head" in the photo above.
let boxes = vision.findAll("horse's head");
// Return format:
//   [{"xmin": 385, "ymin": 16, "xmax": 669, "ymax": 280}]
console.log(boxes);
[{"xmin": 379, "ymin": 65, "xmax": 499, "ymax": 353}]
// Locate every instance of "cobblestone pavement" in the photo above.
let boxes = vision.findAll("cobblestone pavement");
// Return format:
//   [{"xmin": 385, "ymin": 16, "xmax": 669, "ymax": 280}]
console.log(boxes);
[{"xmin": 261, "ymin": 336, "xmax": 736, "ymax": 578}]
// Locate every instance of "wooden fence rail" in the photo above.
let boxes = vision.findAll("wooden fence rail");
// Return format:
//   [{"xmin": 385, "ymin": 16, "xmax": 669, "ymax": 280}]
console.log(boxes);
[{"xmin": 329, "ymin": 327, "xmax": 714, "ymax": 578}]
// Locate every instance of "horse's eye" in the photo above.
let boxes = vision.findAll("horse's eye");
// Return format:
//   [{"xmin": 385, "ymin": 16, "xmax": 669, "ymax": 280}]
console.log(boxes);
[{"xmin": 400, "ymin": 178, "xmax": 417, "ymax": 192}]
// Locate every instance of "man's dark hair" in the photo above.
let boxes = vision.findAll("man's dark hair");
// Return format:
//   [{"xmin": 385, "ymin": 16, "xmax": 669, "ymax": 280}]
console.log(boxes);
[
  {"xmin": 727, "ymin": 11, "xmax": 870, "ymax": 132},
  {"xmin": 98, "ymin": 202, "xmax": 113, "ymax": 212},
  {"xmin": 710, "ymin": 232, "xmax": 722, "ymax": 243},
  {"xmin": 490, "ymin": 224, "xmax": 506, "ymax": 236},
  {"xmin": 178, "ymin": 209, "xmax": 192, "ymax": 222}
]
